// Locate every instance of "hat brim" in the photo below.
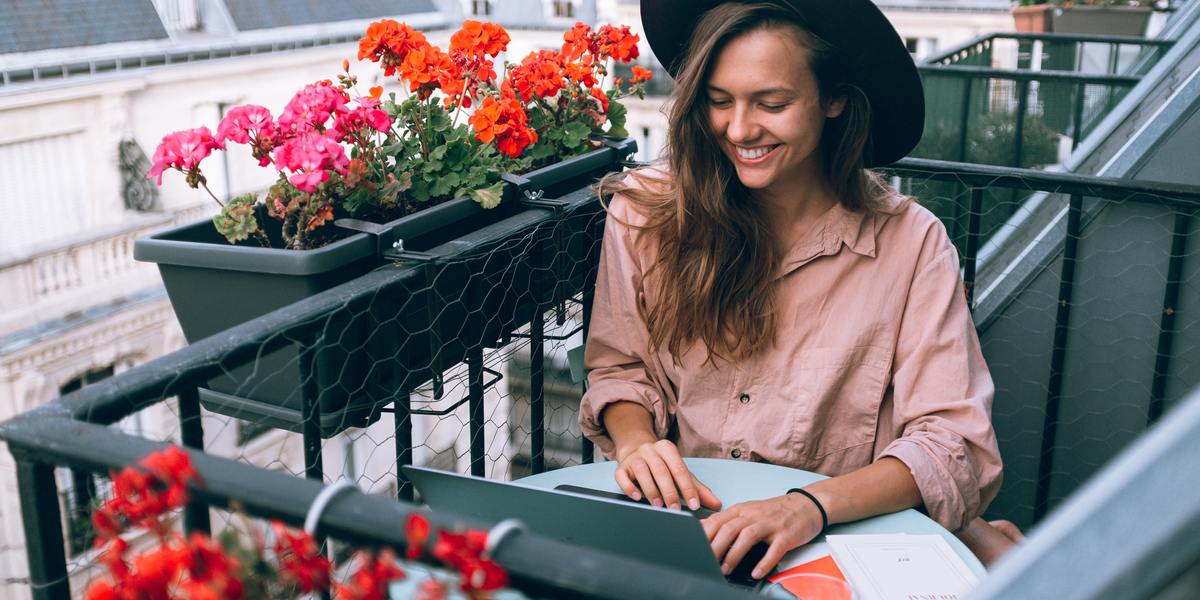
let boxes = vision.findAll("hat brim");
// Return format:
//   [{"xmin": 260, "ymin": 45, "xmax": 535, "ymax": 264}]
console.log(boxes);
[{"xmin": 640, "ymin": 0, "xmax": 924, "ymax": 167}]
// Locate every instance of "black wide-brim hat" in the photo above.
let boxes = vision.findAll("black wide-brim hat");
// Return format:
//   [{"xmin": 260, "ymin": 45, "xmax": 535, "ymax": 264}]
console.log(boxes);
[{"xmin": 640, "ymin": 0, "xmax": 925, "ymax": 167}]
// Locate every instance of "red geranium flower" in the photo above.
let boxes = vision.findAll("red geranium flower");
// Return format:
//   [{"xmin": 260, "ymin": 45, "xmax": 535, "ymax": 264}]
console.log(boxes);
[{"xmin": 335, "ymin": 550, "xmax": 406, "ymax": 600}]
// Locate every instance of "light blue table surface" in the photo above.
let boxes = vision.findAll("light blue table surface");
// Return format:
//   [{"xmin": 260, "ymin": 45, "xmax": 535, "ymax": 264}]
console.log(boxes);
[{"xmin": 517, "ymin": 457, "xmax": 987, "ymax": 578}]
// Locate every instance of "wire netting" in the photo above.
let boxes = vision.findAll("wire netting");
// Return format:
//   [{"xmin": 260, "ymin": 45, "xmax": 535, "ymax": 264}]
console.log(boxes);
[{"xmin": 8, "ymin": 32, "xmax": 1199, "ymax": 600}]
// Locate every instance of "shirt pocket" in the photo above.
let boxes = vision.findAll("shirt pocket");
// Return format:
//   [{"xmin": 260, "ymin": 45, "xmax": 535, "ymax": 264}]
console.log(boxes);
[{"xmin": 787, "ymin": 345, "xmax": 892, "ymax": 475}]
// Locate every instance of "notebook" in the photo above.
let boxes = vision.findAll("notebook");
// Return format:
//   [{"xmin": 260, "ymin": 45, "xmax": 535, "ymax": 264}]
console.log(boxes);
[{"xmin": 825, "ymin": 534, "xmax": 980, "ymax": 600}]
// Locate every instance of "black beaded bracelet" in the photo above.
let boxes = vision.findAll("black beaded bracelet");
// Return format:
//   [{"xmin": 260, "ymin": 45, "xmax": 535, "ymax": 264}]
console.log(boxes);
[{"xmin": 787, "ymin": 488, "xmax": 829, "ymax": 536}]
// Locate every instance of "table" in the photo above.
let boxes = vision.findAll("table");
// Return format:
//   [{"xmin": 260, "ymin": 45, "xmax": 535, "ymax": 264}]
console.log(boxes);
[{"xmin": 517, "ymin": 457, "xmax": 987, "ymax": 578}]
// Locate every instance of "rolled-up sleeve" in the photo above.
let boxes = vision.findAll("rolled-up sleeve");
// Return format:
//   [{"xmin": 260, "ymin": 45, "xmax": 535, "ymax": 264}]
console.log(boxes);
[
  {"xmin": 578, "ymin": 195, "xmax": 673, "ymax": 457},
  {"xmin": 877, "ymin": 224, "xmax": 1003, "ymax": 532}
]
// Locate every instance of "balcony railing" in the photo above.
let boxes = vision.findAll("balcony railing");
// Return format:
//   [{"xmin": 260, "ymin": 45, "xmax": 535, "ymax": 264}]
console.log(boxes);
[
  {"xmin": 1, "ymin": 162, "xmax": 1198, "ymax": 598},
  {"xmin": 918, "ymin": 33, "xmax": 1174, "ymax": 165}
]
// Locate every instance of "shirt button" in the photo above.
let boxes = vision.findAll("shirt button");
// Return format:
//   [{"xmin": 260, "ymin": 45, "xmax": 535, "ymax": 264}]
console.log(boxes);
[
  {"xmin": 731, "ymin": 449, "xmax": 742, "ymax": 459},
  {"xmin": 739, "ymin": 393, "xmax": 750, "ymax": 404}
]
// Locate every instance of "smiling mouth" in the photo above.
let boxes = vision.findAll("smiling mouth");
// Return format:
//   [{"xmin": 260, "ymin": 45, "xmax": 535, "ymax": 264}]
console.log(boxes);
[{"xmin": 733, "ymin": 144, "xmax": 780, "ymax": 161}]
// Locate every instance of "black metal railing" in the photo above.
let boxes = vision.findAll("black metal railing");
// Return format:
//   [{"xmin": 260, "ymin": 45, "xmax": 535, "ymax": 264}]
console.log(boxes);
[
  {"xmin": 916, "ymin": 32, "xmax": 1174, "ymax": 167},
  {"xmin": 2, "ymin": 160, "xmax": 1199, "ymax": 598}
]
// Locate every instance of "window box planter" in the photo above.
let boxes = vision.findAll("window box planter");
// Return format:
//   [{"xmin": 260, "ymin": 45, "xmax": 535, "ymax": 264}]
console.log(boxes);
[
  {"xmin": 134, "ymin": 138, "xmax": 634, "ymax": 436},
  {"xmin": 1012, "ymin": 4, "xmax": 1153, "ymax": 36},
  {"xmin": 1013, "ymin": 4, "xmax": 1054, "ymax": 33},
  {"xmin": 1051, "ymin": 5, "xmax": 1153, "ymax": 36}
]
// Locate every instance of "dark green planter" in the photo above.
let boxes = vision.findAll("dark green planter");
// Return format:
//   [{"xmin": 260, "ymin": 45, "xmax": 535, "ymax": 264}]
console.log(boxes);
[
  {"xmin": 134, "ymin": 138, "xmax": 635, "ymax": 436},
  {"xmin": 1051, "ymin": 6, "xmax": 1152, "ymax": 36}
]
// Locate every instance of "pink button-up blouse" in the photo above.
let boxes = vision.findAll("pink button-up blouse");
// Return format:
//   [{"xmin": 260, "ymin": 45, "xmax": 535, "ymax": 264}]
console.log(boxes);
[{"xmin": 578, "ymin": 186, "xmax": 1003, "ymax": 532}]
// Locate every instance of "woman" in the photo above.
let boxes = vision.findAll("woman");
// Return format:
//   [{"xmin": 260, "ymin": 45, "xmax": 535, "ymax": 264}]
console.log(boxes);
[{"xmin": 579, "ymin": 0, "xmax": 1020, "ymax": 580}]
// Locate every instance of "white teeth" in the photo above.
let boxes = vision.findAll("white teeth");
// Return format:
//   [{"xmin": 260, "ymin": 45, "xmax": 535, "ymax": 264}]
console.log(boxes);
[{"xmin": 735, "ymin": 145, "xmax": 776, "ymax": 160}]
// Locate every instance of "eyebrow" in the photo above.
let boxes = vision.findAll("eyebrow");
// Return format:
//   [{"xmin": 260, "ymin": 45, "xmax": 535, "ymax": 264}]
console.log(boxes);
[{"xmin": 705, "ymin": 85, "xmax": 795, "ymax": 97}]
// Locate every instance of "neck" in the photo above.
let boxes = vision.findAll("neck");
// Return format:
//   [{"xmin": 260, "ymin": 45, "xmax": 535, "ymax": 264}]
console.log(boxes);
[{"xmin": 755, "ymin": 174, "xmax": 839, "ymax": 238}]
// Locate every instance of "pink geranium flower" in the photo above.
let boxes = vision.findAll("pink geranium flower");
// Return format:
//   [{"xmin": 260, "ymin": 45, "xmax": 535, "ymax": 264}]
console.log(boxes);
[
  {"xmin": 217, "ymin": 105, "xmax": 278, "ymax": 166},
  {"xmin": 271, "ymin": 132, "xmax": 350, "ymax": 193},
  {"xmin": 278, "ymin": 84, "xmax": 348, "ymax": 134},
  {"xmin": 330, "ymin": 99, "xmax": 392, "ymax": 142},
  {"xmin": 216, "ymin": 104, "xmax": 275, "ymax": 145},
  {"xmin": 145, "ymin": 127, "xmax": 222, "ymax": 184}
]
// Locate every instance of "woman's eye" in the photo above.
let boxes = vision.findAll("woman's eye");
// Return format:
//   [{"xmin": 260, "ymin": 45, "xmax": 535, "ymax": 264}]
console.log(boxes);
[
  {"xmin": 708, "ymin": 98, "xmax": 731, "ymax": 107},
  {"xmin": 761, "ymin": 103, "xmax": 789, "ymax": 111}
]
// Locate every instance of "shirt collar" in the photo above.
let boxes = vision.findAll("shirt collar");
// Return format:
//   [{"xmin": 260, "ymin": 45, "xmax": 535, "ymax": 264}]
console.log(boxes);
[
  {"xmin": 777, "ymin": 203, "xmax": 874, "ymax": 278},
  {"xmin": 776, "ymin": 193, "xmax": 910, "ymax": 278}
]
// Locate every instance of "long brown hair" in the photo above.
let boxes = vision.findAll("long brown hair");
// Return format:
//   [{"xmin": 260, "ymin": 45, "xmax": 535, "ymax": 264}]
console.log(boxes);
[{"xmin": 601, "ymin": 2, "xmax": 893, "ymax": 364}]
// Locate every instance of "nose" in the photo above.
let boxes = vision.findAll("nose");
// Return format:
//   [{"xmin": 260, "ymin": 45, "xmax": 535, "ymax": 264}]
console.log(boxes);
[{"xmin": 725, "ymin": 104, "xmax": 759, "ymax": 144}]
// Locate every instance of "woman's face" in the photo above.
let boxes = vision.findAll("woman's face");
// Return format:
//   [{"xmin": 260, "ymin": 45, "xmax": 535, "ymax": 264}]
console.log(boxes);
[{"xmin": 705, "ymin": 27, "xmax": 844, "ymax": 198}]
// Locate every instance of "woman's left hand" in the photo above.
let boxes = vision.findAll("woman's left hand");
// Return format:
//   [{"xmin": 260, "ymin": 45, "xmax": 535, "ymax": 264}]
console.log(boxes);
[{"xmin": 700, "ymin": 493, "xmax": 824, "ymax": 580}]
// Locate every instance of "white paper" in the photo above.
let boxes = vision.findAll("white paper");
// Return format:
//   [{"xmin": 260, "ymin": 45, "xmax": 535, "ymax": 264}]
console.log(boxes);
[{"xmin": 826, "ymin": 534, "xmax": 979, "ymax": 600}]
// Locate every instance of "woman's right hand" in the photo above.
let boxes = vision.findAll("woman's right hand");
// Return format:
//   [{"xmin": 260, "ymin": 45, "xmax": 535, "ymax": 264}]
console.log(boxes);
[{"xmin": 614, "ymin": 439, "xmax": 723, "ymax": 512}]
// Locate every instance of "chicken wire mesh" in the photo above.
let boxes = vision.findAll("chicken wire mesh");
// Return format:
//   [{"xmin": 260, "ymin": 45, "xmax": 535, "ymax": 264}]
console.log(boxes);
[{"xmin": 7, "ymin": 162, "xmax": 1200, "ymax": 597}]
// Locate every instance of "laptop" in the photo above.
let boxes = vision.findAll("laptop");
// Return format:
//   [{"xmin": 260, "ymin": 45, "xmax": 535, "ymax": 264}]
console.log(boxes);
[{"xmin": 402, "ymin": 465, "xmax": 768, "ymax": 589}]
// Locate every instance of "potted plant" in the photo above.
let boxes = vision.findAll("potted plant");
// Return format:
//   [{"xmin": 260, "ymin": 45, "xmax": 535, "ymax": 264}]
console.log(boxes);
[
  {"xmin": 1012, "ymin": 0, "xmax": 1157, "ymax": 36},
  {"xmin": 83, "ymin": 446, "xmax": 508, "ymax": 599},
  {"xmin": 134, "ymin": 19, "xmax": 650, "ymax": 435}
]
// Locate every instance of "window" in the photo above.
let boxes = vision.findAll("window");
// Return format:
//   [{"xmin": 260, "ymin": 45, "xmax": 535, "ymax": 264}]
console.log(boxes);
[
  {"xmin": 904, "ymin": 37, "xmax": 919, "ymax": 55},
  {"xmin": 552, "ymin": 0, "xmax": 575, "ymax": 18},
  {"xmin": 471, "ymin": 0, "xmax": 492, "ymax": 16}
]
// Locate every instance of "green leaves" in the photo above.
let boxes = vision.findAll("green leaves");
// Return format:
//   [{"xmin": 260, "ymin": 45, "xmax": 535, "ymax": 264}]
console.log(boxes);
[
  {"xmin": 213, "ymin": 194, "xmax": 261, "ymax": 245},
  {"xmin": 468, "ymin": 181, "xmax": 504, "ymax": 209},
  {"xmin": 561, "ymin": 121, "xmax": 592, "ymax": 151},
  {"xmin": 606, "ymin": 98, "xmax": 629, "ymax": 139}
]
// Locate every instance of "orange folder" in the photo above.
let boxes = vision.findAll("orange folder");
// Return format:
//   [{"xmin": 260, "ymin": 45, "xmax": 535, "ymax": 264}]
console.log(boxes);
[{"xmin": 767, "ymin": 555, "xmax": 848, "ymax": 599}]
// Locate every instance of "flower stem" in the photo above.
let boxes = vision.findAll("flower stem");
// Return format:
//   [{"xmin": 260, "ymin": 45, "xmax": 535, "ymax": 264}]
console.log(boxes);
[{"xmin": 200, "ymin": 182, "xmax": 226, "ymax": 208}]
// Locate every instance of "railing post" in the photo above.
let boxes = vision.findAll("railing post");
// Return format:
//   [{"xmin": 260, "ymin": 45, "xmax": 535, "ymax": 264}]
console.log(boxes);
[
  {"xmin": 15, "ymin": 458, "xmax": 70, "ymax": 600},
  {"xmin": 963, "ymin": 187, "xmax": 984, "ymax": 311},
  {"xmin": 468, "ymin": 346, "xmax": 486, "ymax": 477},
  {"xmin": 1072, "ymin": 81, "xmax": 1087, "ymax": 150},
  {"xmin": 958, "ymin": 77, "xmax": 973, "ymax": 162},
  {"xmin": 394, "ymin": 390, "xmax": 413, "ymax": 501},
  {"xmin": 579, "ymin": 221, "xmax": 599, "ymax": 465},
  {"xmin": 1148, "ymin": 209, "xmax": 1192, "ymax": 426},
  {"xmin": 530, "ymin": 305, "xmax": 546, "ymax": 474},
  {"xmin": 1037, "ymin": 192, "xmax": 1084, "ymax": 521},
  {"xmin": 298, "ymin": 337, "xmax": 324, "ymax": 482},
  {"xmin": 1014, "ymin": 78, "xmax": 1030, "ymax": 168},
  {"xmin": 178, "ymin": 386, "xmax": 210, "ymax": 535}
]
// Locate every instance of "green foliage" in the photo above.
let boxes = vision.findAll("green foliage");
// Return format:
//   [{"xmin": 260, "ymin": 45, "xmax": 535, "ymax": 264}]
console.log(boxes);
[
  {"xmin": 913, "ymin": 110, "xmax": 1061, "ymax": 169},
  {"xmin": 213, "ymin": 194, "xmax": 261, "ymax": 244},
  {"xmin": 606, "ymin": 97, "xmax": 630, "ymax": 139}
]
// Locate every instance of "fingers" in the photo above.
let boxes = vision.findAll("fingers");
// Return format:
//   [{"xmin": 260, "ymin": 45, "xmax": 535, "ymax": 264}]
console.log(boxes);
[
  {"xmin": 645, "ymin": 452, "xmax": 682, "ymax": 509},
  {"xmin": 752, "ymin": 541, "xmax": 788, "ymax": 580},
  {"xmin": 700, "ymin": 510, "xmax": 732, "ymax": 542},
  {"xmin": 719, "ymin": 524, "xmax": 762, "ymax": 577},
  {"xmin": 613, "ymin": 464, "xmax": 642, "ymax": 501},
  {"xmin": 614, "ymin": 440, "xmax": 702, "ymax": 510},
  {"xmin": 708, "ymin": 516, "xmax": 747, "ymax": 572},
  {"xmin": 660, "ymin": 448, "xmax": 700, "ymax": 510}
]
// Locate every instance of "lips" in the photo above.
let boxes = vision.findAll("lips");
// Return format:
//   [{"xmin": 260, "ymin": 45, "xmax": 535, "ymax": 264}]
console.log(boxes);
[{"xmin": 733, "ymin": 144, "xmax": 780, "ymax": 163}]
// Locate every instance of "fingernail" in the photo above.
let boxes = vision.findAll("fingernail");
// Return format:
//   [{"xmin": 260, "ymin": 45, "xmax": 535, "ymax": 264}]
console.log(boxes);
[
  {"xmin": 669, "ymin": 502, "xmax": 681, "ymax": 511},
  {"xmin": 631, "ymin": 491, "xmax": 641, "ymax": 501},
  {"xmin": 651, "ymin": 498, "xmax": 662, "ymax": 507},
  {"xmin": 688, "ymin": 498, "xmax": 700, "ymax": 510},
  {"xmin": 751, "ymin": 569, "xmax": 762, "ymax": 579},
  {"xmin": 721, "ymin": 564, "xmax": 731, "ymax": 576}
]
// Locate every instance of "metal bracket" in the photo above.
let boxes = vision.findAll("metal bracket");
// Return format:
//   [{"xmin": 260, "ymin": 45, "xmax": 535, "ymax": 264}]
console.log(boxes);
[
  {"xmin": 381, "ymin": 238, "xmax": 439, "ymax": 263},
  {"xmin": 334, "ymin": 218, "xmax": 396, "ymax": 256},
  {"xmin": 380, "ymin": 366, "xmax": 503, "ymax": 416},
  {"xmin": 501, "ymin": 172, "xmax": 566, "ymax": 215}
]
